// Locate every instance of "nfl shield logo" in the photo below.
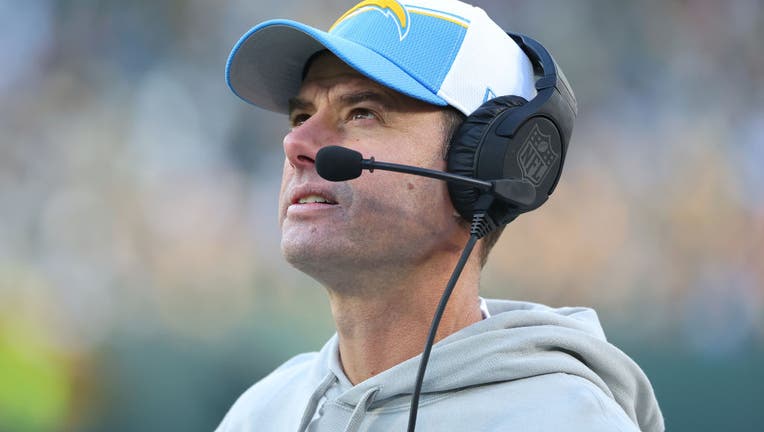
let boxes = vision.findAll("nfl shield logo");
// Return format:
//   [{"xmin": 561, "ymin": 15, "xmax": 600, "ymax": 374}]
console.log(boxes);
[{"xmin": 517, "ymin": 123, "xmax": 557, "ymax": 186}]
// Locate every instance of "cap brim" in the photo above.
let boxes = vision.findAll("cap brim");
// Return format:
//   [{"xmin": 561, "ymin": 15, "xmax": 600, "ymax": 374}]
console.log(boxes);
[{"xmin": 226, "ymin": 19, "xmax": 448, "ymax": 114}]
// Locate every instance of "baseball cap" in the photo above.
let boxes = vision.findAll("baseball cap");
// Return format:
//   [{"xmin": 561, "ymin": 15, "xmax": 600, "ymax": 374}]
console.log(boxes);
[{"xmin": 226, "ymin": 0, "xmax": 536, "ymax": 116}]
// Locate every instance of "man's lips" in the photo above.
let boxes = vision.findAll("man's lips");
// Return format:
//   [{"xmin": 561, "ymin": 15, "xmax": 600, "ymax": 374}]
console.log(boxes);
[
  {"xmin": 289, "ymin": 185, "xmax": 339, "ymax": 206},
  {"xmin": 294, "ymin": 194, "xmax": 338, "ymax": 205}
]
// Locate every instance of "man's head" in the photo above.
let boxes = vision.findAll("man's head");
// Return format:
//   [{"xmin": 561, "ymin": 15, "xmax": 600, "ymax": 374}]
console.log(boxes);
[
  {"xmin": 226, "ymin": 0, "xmax": 544, "ymax": 275},
  {"xmin": 278, "ymin": 52, "xmax": 472, "ymax": 283}
]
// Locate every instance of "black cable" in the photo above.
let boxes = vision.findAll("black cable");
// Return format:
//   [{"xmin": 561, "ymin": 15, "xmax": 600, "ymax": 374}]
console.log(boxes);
[
  {"xmin": 406, "ymin": 233, "xmax": 479, "ymax": 431},
  {"xmin": 406, "ymin": 194, "xmax": 496, "ymax": 431}
]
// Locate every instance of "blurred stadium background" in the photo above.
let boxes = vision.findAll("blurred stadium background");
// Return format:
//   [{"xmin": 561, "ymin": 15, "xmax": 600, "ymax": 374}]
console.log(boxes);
[{"xmin": 1, "ymin": 0, "xmax": 762, "ymax": 431}]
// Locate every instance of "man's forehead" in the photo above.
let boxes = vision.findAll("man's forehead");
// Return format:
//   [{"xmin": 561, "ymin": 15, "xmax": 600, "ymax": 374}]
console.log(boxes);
[
  {"xmin": 300, "ymin": 54, "xmax": 391, "ymax": 96},
  {"xmin": 295, "ymin": 53, "xmax": 439, "ymax": 113},
  {"xmin": 303, "ymin": 52, "xmax": 362, "ymax": 80}
]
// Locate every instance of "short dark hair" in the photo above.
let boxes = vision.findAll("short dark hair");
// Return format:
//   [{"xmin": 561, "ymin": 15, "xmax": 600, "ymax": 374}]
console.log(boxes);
[{"xmin": 440, "ymin": 108, "xmax": 506, "ymax": 267}]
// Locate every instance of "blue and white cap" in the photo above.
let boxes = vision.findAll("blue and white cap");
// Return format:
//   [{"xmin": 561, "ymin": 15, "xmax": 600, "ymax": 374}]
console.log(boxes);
[{"xmin": 226, "ymin": 0, "xmax": 536, "ymax": 116}]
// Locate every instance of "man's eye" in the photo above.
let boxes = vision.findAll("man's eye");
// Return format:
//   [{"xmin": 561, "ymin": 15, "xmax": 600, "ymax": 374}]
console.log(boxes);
[
  {"xmin": 349, "ymin": 109, "xmax": 377, "ymax": 121},
  {"xmin": 291, "ymin": 114, "xmax": 310, "ymax": 127}
]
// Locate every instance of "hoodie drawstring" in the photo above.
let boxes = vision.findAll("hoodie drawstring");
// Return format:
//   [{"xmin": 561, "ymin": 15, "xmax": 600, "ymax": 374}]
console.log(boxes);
[
  {"xmin": 343, "ymin": 386, "xmax": 380, "ymax": 432},
  {"xmin": 297, "ymin": 372, "xmax": 338, "ymax": 432}
]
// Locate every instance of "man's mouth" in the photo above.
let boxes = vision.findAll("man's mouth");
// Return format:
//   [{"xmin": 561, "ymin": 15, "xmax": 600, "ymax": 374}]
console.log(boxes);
[{"xmin": 296, "ymin": 194, "xmax": 337, "ymax": 205}]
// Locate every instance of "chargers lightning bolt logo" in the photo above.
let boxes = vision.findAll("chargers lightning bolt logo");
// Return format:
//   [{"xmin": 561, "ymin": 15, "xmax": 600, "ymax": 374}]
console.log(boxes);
[{"xmin": 330, "ymin": 0, "xmax": 411, "ymax": 40}]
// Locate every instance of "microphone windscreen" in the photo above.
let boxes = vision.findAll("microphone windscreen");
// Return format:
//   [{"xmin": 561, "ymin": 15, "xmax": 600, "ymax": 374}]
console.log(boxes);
[{"xmin": 316, "ymin": 146, "xmax": 363, "ymax": 181}]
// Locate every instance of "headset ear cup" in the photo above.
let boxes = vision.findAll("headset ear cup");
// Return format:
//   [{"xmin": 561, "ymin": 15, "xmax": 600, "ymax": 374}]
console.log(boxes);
[{"xmin": 447, "ymin": 95, "xmax": 528, "ymax": 221}]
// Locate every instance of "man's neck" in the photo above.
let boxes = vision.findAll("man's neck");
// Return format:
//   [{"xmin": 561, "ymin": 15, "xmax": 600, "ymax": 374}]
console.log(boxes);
[{"xmin": 326, "ymin": 257, "xmax": 483, "ymax": 385}]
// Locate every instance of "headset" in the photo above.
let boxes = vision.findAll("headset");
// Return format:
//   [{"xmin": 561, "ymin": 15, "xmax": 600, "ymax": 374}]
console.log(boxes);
[{"xmin": 446, "ymin": 32, "xmax": 578, "ymax": 228}]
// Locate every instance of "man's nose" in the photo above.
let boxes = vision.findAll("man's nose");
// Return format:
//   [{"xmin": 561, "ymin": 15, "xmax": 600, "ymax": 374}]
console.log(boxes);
[{"xmin": 283, "ymin": 113, "xmax": 336, "ymax": 171}]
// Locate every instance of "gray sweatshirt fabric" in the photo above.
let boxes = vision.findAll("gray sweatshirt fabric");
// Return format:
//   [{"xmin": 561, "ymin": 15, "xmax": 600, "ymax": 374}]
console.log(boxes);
[{"xmin": 216, "ymin": 299, "xmax": 664, "ymax": 431}]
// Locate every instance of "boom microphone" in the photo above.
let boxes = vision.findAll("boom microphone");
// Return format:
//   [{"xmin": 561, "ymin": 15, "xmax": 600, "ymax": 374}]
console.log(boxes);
[
  {"xmin": 315, "ymin": 145, "xmax": 364, "ymax": 181},
  {"xmin": 315, "ymin": 145, "xmax": 537, "ymax": 208}
]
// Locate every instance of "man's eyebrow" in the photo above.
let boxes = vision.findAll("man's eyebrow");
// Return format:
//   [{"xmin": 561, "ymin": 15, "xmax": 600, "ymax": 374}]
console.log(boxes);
[
  {"xmin": 339, "ymin": 91, "xmax": 394, "ymax": 108},
  {"xmin": 287, "ymin": 90, "xmax": 396, "ymax": 116},
  {"xmin": 288, "ymin": 97, "xmax": 313, "ymax": 115}
]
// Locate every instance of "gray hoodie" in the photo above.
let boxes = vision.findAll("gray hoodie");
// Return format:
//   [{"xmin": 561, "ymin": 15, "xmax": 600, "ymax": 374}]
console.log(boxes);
[{"xmin": 216, "ymin": 299, "xmax": 664, "ymax": 431}]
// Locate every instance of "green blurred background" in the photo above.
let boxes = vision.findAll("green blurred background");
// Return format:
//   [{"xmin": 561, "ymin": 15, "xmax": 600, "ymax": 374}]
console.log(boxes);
[{"xmin": 1, "ymin": 1, "xmax": 762, "ymax": 431}]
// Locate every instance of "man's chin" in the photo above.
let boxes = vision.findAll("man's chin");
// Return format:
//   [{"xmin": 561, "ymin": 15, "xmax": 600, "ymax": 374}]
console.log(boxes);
[
  {"xmin": 281, "ymin": 240, "xmax": 375, "ymax": 280},
  {"xmin": 281, "ymin": 241, "xmax": 340, "ymax": 271}
]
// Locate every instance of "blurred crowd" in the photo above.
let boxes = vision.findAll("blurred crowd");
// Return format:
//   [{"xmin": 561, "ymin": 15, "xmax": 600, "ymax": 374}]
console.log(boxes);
[{"xmin": 1, "ymin": 1, "xmax": 762, "ymax": 431}]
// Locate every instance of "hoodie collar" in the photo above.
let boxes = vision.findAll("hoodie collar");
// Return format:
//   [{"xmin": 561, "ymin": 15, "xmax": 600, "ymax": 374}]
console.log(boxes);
[{"xmin": 306, "ymin": 299, "xmax": 662, "ymax": 431}]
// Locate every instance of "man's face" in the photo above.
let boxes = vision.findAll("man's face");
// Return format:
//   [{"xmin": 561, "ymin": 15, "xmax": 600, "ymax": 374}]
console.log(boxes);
[{"xmin": 278, "ymin": 54, "xmax": 466, "ymax": 282}]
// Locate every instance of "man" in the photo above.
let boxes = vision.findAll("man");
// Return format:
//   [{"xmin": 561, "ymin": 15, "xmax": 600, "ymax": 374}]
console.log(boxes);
[{"xmin": 218, "ymin": 0, "xmax": 664, "ymax": 431}]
